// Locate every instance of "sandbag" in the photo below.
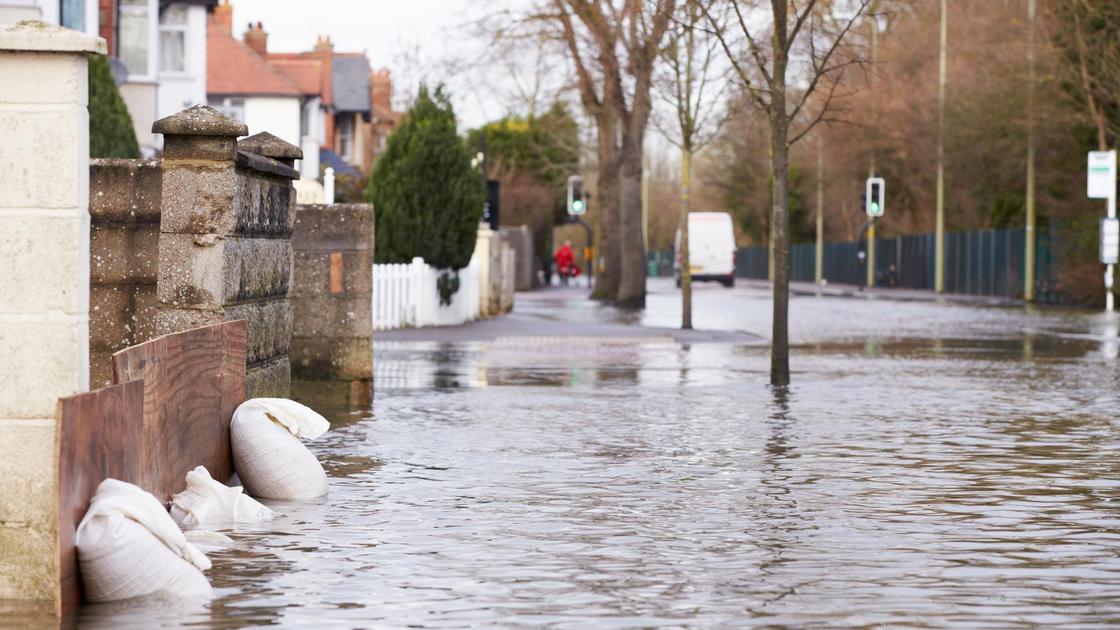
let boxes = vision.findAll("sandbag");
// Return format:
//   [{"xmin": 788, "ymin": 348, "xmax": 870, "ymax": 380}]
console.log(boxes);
[
  {"xmin": 183, "ymin": 529, "xmax": 236, "ymax": 552},
  {"xmin": 76, "ymin": 479, "xmax": 212, "ymax": 602},
  {"xmin": 170, "ymin": 466, "xmax": 274, "ymax": 530},
  {"xmin": 231, "ymin": 398, "xmax": 330, "ymax": 500}
]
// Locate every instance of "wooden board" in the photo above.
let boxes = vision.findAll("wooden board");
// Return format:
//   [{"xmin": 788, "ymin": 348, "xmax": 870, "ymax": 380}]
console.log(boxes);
[
  {"xmin": 111, "ymin": 320, "xmax": 248, "ymax": 503},
  {"xmin": 55, "ymin": 380, "xmax": 145, "ymax": 615}
]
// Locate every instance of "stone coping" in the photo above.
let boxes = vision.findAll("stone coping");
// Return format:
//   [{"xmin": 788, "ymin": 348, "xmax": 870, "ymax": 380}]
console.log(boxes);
[
  {"xmin": 0, "ymin": 20, "xmax": 105, "ymax": 54},
  {"xmin": 239, "ymin": 132, "xmax": 303, "ymax": 160},
  {"xmin": 236, "ymin": 150, "xmax": 299, "ymax": 180},
  {"xmin": 152, "ymin": 104, "xmax": 247, "ymax": 137}
]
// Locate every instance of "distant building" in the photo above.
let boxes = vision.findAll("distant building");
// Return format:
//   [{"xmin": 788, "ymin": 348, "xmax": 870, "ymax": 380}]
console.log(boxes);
[
  {"xmin": 0, "ymin": 0, "xmax": 217, "ymax": 155},
  {"xmin": 269, "ymin": 36, "xmax": 402, "ymax": 178},
  {"xmin": 200, "ymin": 1, "xmax": 401, "ymax": 181}
]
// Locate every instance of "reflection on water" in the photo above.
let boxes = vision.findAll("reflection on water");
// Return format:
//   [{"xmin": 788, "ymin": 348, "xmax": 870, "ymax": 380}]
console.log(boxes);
[{"xmin": 46, "ymin": 297, "xmax": 1120, "ymax": 627}]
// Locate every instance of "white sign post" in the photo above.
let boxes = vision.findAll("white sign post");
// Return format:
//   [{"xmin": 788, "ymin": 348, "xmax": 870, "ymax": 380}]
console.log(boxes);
[{"xmin": 1088, "ymin": 150, "xmax": 1118, "ymax": 311}]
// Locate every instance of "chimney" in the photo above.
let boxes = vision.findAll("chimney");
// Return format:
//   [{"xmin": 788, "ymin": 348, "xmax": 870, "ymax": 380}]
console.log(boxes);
[
  {"xmin": 244, "ymin": 21, "xmax": 267, "ymax": 56},
  {"xmin": 212, "ymin": 0, "xmax": 233, "ymax": 37},
  {"xmin": 371, "ymin": 69, "xmax": 392, "ymax": 114},
  {"xmin": 313, "ymin": 34, "xmax": 333, "ymax": 53}
]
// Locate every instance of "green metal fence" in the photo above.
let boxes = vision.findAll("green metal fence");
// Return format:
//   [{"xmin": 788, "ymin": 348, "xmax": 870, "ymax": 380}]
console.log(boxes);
[{"xmin": 726, "ymin": 226, "xmax": 1063, "ymax": 302}]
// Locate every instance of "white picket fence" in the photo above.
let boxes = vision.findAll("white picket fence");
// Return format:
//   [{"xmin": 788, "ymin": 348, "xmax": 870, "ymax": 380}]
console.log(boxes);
[{"xmin": 373, "ymin": 256, "xmax": 481, "ymax": 330}]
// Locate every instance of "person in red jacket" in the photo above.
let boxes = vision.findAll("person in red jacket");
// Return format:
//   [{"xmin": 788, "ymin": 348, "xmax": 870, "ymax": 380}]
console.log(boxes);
[{"xmin": 553, "ymin": 240, "xmax": 580, "ymax": 285}]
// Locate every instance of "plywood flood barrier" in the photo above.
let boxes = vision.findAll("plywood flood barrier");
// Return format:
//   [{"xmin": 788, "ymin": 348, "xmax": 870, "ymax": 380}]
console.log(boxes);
[
  {"xmin": 111, "ymin": 320, "xmax": 248, "ymax": 503},
  {"xmin": 54, "ymin": 381, "xmax": 145, "ymax": 615}
]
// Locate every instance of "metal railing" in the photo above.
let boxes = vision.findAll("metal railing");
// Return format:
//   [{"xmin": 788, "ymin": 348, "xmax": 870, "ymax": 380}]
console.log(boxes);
[
  {"xmin": 728, "ymin": 226, "xmax": 1063, "ymax": 302},
  {"xmin": 649, "ymin": 225, "xmax": 1057, "ymax": 302}
]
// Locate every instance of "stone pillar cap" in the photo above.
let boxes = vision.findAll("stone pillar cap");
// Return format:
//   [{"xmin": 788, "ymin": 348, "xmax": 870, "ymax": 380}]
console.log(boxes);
[
  {"xmin": 152, "ymin": 104, "xmax": 248, "ymax": 137},
  {"xmin": 0, "ymin": 20, "xmax": 106, "ymax": 53},
  {"xmin": 239, "ymin": 132, "xmax": 303, "ymax": 160}
]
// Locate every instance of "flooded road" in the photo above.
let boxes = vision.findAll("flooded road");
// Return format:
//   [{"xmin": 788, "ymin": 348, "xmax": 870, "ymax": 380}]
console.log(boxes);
[{"xmin": 60, "ymin": 281, "xmax": 1120, "ymax": 626}]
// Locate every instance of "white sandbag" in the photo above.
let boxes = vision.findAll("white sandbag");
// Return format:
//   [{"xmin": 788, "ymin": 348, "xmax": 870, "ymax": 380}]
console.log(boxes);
[
  {"xmin": 231, "ymin": 398, "xmax": 330, "ymax": 500},
  {"xmin": 170, "ymin": 466, "xmax": 274, "ymax": 530},
  {"xmin": 183, "ymin": 529, "xmax": 236, "ymax": 552},
  {"xmin": 76, "ymin": 479, "xmax": 212, "ymax": 602}
]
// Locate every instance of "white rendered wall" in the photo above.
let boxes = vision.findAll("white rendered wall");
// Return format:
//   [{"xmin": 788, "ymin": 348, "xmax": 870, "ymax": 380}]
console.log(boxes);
[
  {"xmin": 155, "ymin": 4, "xmax": 206, "ymax": 121},
  {"xmin": 245, "ymin": 96, "xmax": 301, "ymax": 148},
  {"xmin": 0, "ymin": 21, "xmax": 103, "ymax": 601}
]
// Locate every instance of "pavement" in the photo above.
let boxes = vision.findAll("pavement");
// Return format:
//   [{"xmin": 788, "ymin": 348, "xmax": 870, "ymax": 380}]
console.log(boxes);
[
  {"xmin": 373, "ymin": 282, "xmax": 761, "ymax": 344},
  {"xmin": 373, "ymin": 276, "xmax": 1040, "ymax": 345},
  {"xmin": 766, "ymin": 278, "xmax": 1025, "ymax": 307}
]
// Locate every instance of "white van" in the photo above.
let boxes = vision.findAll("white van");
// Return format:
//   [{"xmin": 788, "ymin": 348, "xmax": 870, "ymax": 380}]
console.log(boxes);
[{"xmin": 675, "ymin": 212, "xmax": 737, "ymax": 288}]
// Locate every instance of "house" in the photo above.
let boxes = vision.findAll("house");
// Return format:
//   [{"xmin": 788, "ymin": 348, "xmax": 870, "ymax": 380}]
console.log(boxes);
[
  {"xmin": 270, "ymin": 40, "xmax": 402, "ymax": 178},
  {"xmin": 0, "ymin": 0, "xmax": 217, "ymax": 156},
  {"xmin": 202, "ymin": 0, "xmax": 402, "ymax": 183}
]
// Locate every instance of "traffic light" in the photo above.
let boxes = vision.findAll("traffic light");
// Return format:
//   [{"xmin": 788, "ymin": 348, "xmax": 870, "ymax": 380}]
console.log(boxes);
[
  {"xmin": 865, "ymin": 177, "xmax": 885, "ymax": 217},
  {"xmin": 567, "ymin": 175, "xmax": 585, "ymax": 215}
]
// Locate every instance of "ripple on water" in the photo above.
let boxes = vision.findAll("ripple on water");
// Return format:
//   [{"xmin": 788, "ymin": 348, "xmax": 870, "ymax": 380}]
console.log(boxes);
[{"xmin": 60, "ymin": 311, "xmax": 1120, "ymax": 628}]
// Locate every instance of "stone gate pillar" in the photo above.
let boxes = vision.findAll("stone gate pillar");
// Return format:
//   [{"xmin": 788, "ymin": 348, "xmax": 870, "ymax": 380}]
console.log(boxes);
[
  {"xmin": 152, "ymin": 107, "xmax": 298, "ymax": 397},
  {"xmin": 0, "ymin": 21, "xmax": 104, "ymax": 602}
]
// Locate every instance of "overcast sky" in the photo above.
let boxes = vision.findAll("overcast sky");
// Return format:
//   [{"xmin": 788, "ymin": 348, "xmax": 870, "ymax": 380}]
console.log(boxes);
[{"xmin": 230, "ymin": 0, "xmax": 530, "ymax": 129}]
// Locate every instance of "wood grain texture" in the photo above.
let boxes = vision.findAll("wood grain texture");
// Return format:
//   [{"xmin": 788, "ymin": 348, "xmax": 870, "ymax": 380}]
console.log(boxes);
[
  {"xmin": 111, "ymin": 320, "xmax": 248, "ymax": 503},
  {"xmin": 55, "ymin": 380, "xmax": 145, "ymax": 615}
]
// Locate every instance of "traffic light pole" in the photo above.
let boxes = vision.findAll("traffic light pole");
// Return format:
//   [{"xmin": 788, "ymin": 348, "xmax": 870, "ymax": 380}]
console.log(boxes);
[
  {"xmin": 572, "ymin": 216, "xmax": 595, "ymax": 289},
  {"xmin": 866, "ymin": 219, "xmax": 875, "ymax": 288}
]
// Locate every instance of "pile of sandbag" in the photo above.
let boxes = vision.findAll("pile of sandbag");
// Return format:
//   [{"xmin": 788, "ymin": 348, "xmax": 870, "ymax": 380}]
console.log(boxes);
[{"xmin": 76, "ymin": 397, "xmax": 332, "ymax": 603}]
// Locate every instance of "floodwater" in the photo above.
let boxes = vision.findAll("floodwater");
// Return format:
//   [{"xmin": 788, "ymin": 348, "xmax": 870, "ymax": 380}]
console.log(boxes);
[{"xmin": 27, "ymin": 281, "xmax": 1120, "ymax": 626}]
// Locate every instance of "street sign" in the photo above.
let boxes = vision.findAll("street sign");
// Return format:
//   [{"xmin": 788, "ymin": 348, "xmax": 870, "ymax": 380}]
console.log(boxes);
[
  {"xmin": 567, "ymin": 175, "xmax": 585, "ymax": 215},
  {"xmin": 1102, "ymin": 217, "xmax": 1120, "ymax": 265},
  {"xmin": 1088, "ymin": 151, "xmax": 1117, "ymax": 200},
  {"xmin": 865, "ymin": 177, "xmax": 885, "ymax": 217}
]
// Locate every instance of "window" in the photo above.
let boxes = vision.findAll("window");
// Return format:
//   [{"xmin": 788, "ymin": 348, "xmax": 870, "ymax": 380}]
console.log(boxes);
[
  {"xmin": 338, "ymin": 116, "xmax": 354, "ymax": 160},
  {"xmin": 208, "ymin": 97, "xmax": 244, "ymax": 123},
  {"xmin": 159, "ymin": 5, "xmax": 187, "ymax": 73},
  {"xmin": 60, "ymin": 0, "xmax": 85, "ymax": 31},
  {"xmin": 119, "ymin": 0, "xmax": 149, "ymax": 77}
]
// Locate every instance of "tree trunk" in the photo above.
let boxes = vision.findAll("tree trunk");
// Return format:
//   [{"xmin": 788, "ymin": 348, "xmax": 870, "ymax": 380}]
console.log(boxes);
[
  {"xmin": 592, "ymin": 116, "xmax": 621, "ymax": 300},
  {"xmin": 769, "ymin": 0, "xmax": 790, "ymax": 386},
  {"xmin": 617, "ymin": 131, "xmax": 647, "ymax": 309},
  {"xmin": 680, "ymin": 147, "xmax": 693, "ymax": 329}
]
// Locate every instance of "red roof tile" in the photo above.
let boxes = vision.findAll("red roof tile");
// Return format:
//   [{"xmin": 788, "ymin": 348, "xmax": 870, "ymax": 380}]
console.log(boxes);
[
  {"xmin": 269, "ymin": 51, "xmax": 332, "ymax": 106},
  {"xmin": 207, "ymin": 20, "xmax": 299, "ymax": 96},
  {"xmin": 270, "ymin": 58, "xmax": 323, "ymax": 96}
]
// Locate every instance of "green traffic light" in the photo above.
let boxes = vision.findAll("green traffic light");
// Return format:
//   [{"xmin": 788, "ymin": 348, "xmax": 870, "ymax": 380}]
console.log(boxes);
[
  {"xmin": 572, "ymin": 199, "xmax": 584, "ymax": 212},
  {"xmin": 870, "ymin": 202, "xmax": 880, "ymax": 215}
]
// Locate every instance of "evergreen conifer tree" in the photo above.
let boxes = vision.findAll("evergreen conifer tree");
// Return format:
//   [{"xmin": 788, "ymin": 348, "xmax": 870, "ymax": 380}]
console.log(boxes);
[
  {"xmin": 367, "ymin": 86, "xmax": 485, "ymax": 269},
  {"xmin": 88, "ymin": 54, "xmax": 140, "ymax": 159}
]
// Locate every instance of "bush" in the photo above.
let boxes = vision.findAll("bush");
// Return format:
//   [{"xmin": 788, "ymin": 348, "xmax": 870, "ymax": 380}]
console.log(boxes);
[
  {"xmin": 88, "ymin": 54, "xmax": 140, "ymax": 159},
  {"xmin": 367, "ymin": 85, "xmax": 484, "ymax": 269}
]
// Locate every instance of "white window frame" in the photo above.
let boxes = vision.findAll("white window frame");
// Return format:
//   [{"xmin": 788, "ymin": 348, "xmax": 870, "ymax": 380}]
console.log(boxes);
[
  {"xmin": 118, "ymin": 0, "xmax": 158, "ymax": 82},
  {"xmin": 158, "ymin": 4, "xmax": 189, "ymax": 77},
  {"xmin": 208, "ymin": 97, "xmax": 245, "ymax": 123},
  {"xmin": 338, "ymin": 115, "xmax": 354, "ymax": 161}
]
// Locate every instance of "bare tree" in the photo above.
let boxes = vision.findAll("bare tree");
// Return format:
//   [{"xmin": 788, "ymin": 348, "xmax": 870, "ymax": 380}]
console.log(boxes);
[
  {"xmin": 558, "ymin": 0, "xmax": 677, "ymax": 308},
  {"xmin": 701, "ymin": 0, "xmax": 870, "ymax": 385},
  {"xmin": 553, "ymin": 1, "xmax": 624, "ymax": 299},
  {"xmin": 657, "ymin": 0, "xmax": 730, "ymax": 328},
  {"xmin": 1056, "ymin": 0, "xmax": 1120, "ymax": 150}
]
